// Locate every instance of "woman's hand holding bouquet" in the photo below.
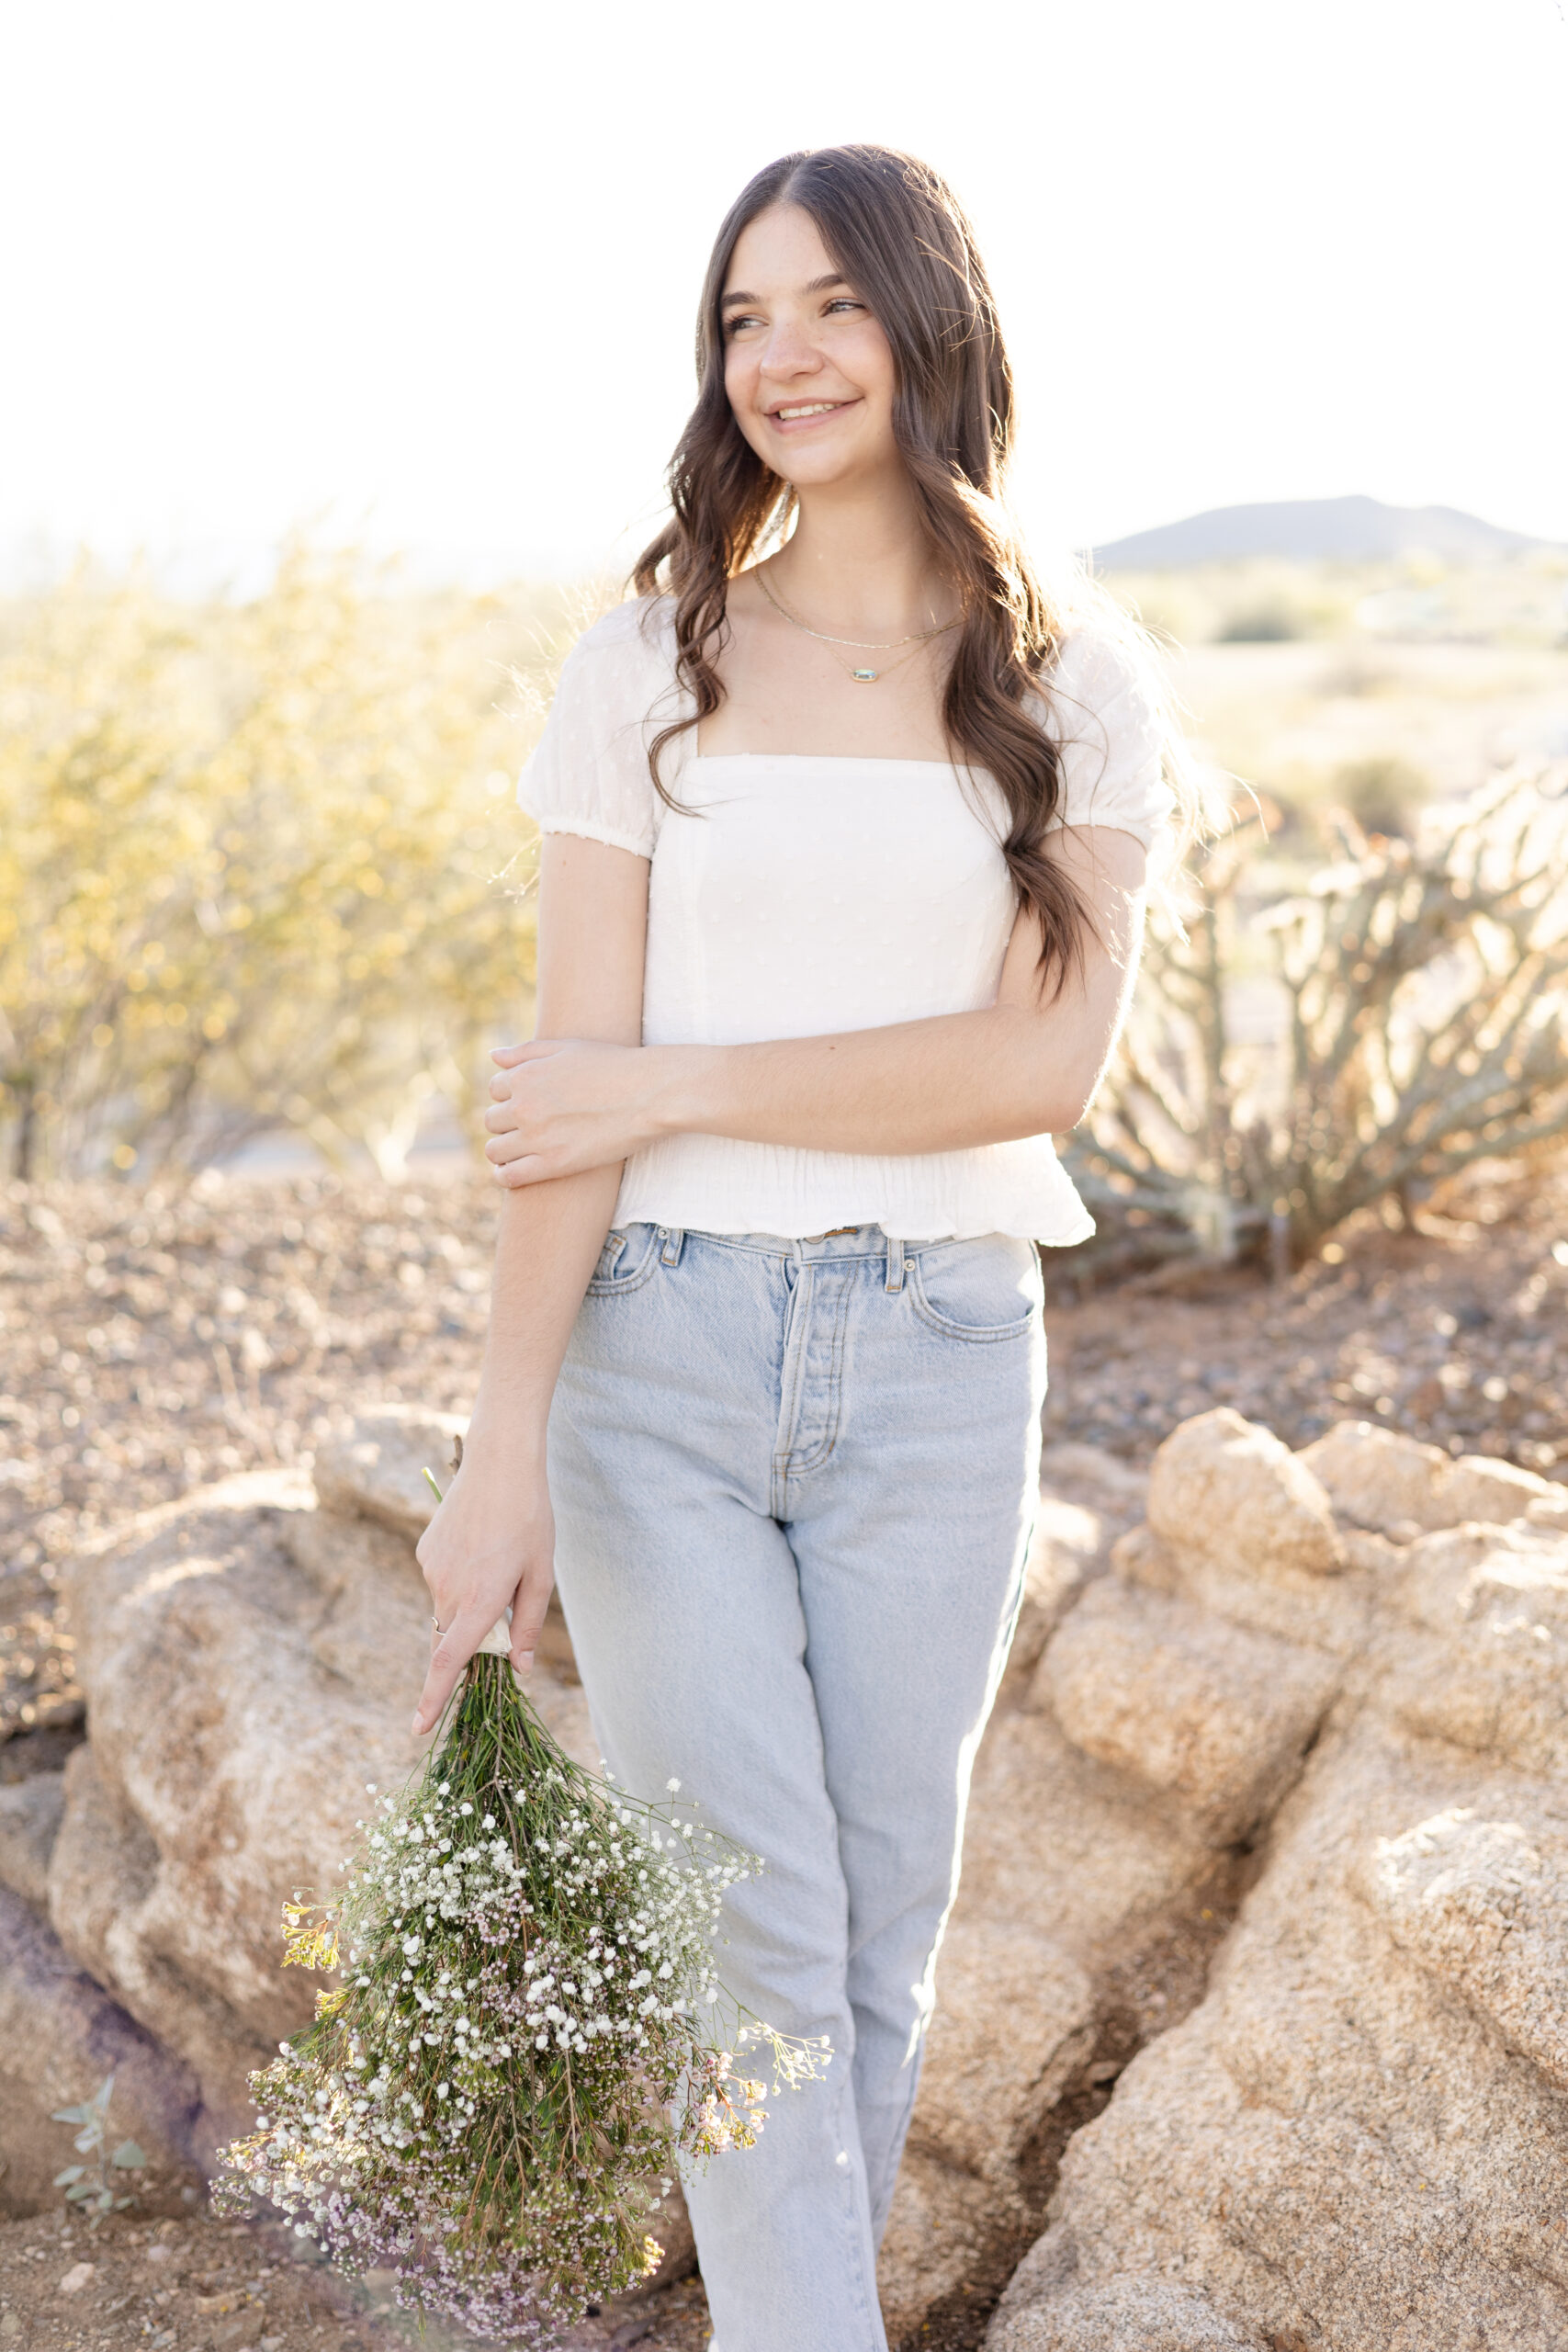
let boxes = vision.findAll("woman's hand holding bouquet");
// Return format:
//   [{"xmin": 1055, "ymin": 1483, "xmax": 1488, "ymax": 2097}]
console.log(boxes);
[
  {"xmin": 219, "ymin": 1453, "xmax": 828, "ymax": 2340},
  {"xmin": 412, "ymin": 1428, "xmax": 555, "ymax": 1733}
]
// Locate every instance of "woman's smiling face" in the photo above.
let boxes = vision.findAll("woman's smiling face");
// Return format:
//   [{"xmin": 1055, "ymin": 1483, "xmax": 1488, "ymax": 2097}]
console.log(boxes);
[{"xmin": 721, "ymin": 203, "xmax": 900, "ymax": 491}]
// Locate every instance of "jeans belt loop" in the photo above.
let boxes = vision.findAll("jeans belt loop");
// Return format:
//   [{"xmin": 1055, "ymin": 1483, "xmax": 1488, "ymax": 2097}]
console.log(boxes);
[
  {"xmin": 658, "ymin": 1225, "xmax": 686, "ymax": 1267},
  {"xmin": 885, "ymin": 1230, "xmax": 906, "ymax": 1295}
]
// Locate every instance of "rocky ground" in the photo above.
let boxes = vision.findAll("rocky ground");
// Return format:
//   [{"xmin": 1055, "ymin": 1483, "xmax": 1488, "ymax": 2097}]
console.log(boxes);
[
  {"xmin": 2, "ymin": 1157, "xmax": 1566, "ymax": 2351},
  {"xmin": 1043, "ymin": 1160, "xmax": 1568, "ymax": 1474},
  {"xmin": 4, "ymin": 1157, "xmax": 1563, "ymax": 1750},
  {"xmin": 0, "ymin": 2207, "xmax": 716, "ymax": 2352}
]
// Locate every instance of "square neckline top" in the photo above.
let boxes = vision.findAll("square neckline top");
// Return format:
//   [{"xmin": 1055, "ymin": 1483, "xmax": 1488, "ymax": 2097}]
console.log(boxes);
[{"xmin": 517, "ymin": 596, "xmax": 1176, "ymax": 1243}]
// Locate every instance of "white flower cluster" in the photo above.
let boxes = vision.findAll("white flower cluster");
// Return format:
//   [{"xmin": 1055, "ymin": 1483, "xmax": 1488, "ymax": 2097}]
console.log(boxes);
[
  {"xmin": 218, "ymin": 1668, "xmax": 826, "ymax": 2340},
  {"xmin": 224, "ymin": 1764, "xmax": 774, "ymax": 2259},
  {"xmin": 341, "ymin": 1768, "xmax": 748, "ymax": 2063}
]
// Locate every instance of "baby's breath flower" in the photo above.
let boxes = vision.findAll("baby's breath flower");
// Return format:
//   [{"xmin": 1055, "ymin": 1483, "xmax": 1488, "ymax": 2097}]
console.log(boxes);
[{"xmin": 217, "ymin": 1651, "xmax": 826, "ymax": 2342}]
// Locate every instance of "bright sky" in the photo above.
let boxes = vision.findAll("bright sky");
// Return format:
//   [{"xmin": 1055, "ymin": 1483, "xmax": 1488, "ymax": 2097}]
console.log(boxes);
[{"xmin": 4, "ymin": 0, "xmax": 1565, "ymax": 588}]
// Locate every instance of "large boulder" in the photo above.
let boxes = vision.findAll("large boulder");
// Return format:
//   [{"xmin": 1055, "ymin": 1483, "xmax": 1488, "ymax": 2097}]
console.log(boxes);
[
  {"xmin": 880, "ymin": 1429, "xmax": 1360, "ymax": 2328},
  {"xmin": 48, "ymin": 1469, "xmax": 425, "ymax": 2154},
  {"xmin": 1382, "ymin": 1521, "xmax": 1568, "ymax": 1776},
  {"xmin": 1118, "ymin": 1408, "xmax": 1372, "ymax": 1659},
  {"xmin": 1147, "ymin": 1408, "xmax": 1345, "ymax": 1581},
  {"xmin": 988, "ymin": 1411, "xmax": 1568, "ymax": 2352},
  {"xmin": 0, "ymin": 1770, "xmax": 66, "ymax": 1911},
  {"xmin": 314, "ymin": 1404, "xmax": 581, "ymax": 1680},
  {"xmin": 311, "ymin": 1404, "xmax": 467, "ymax": 1539},
  {"xmin": 46, "ymin": 1443, "xmax": 596, "ymax": 2171},
  {"xmin": 1037, "ymin": 1579, "xmax": 1339, "ymax": 1847},
  {"xmin": 879, "ymin": 1437, "xmax": 1230, "ymax": 2329},
  {"xmin": 880, "ymin": 1691, "xmax": 1213, "ymax": 2328},
  {"xmin": 1355, "ymin": 1794, "xmax": 1568, "ymax": 2094},
  {"xmin": 992, "ymin": 2239, "xmax": 1264, "ymax": 2351},
  {"xmin": 878, "ymin": 2150, "xmax": 1006, "ymax": 2347},
  {"xmin": 909, "ymin": 1918, "xmax": 1095, "ymax": 2182},
  {"xmin": 35, "ymin": 1394, "xmax": 1568, "ymax": 2346},
  {"xmin": 1003, "ymin": 1444, "xmax": 1148, "ymax": 1688},
  {"xmin": 1301, "ymin": 1419, "xmax": 1568, "ymax": 1538},
  {"xmin": 1009, "ymin": 1724, "xmax": 1568, "ymax": 2349}
]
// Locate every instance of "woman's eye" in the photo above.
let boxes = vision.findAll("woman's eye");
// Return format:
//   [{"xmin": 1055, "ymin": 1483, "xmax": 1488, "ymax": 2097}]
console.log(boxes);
[
  {"xmin": 825, "ymin": 299, "xmax": 864, "ymax": 316},
  {"xmin": 724, "ymin": 311, "xmax": 764, "ymax": 337}
]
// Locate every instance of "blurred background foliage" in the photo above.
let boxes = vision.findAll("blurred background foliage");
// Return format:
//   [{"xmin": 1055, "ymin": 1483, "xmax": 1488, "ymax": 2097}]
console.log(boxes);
[
  {"xmin": 0, "ymin": 548, "xmax": 574, "ymax": 1181},
  {"xmin": 1050, "ymin": 544, "xmax": 1568, "ymax": 1273},
  {"xmin": 3, "ymin": 541, "xmax": 1566, "ymax": 1267}
]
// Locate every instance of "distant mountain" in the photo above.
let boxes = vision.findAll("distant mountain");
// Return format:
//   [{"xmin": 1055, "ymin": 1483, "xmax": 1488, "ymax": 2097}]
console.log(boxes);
[{"xmin": 1091, "ymin": 495, "xmax": 1549, "ymax": 569}]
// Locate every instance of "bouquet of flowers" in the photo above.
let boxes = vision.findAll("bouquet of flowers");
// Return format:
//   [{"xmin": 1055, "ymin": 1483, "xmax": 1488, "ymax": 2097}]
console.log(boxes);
[{"xmin": 219, "ymin": 1603, "xmax": 824, "ymax": 2339}]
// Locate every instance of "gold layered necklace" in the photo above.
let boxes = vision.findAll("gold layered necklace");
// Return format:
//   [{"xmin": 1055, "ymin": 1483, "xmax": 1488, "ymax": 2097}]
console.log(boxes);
[{"xmin": 755, "ymin": 564, "xmax": 958, "ymax": 684}]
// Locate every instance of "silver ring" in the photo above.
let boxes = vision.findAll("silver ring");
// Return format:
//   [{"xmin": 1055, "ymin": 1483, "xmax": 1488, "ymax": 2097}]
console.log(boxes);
[{"xmin": 431, "ymin": 1614, "xmax": 446, "ymax": 1637}]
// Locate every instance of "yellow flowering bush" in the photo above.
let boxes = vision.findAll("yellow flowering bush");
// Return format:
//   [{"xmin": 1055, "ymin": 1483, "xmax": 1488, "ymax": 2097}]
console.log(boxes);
[{"xmin": 0, "ymin": 548, "xmax": 577, "ymax": 1179}]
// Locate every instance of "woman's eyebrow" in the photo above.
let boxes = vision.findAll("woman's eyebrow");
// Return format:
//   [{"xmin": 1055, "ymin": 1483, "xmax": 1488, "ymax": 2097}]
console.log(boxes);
[{"xmin": 719, "ymin": 274, "xmax": 852, "ymax": 309}]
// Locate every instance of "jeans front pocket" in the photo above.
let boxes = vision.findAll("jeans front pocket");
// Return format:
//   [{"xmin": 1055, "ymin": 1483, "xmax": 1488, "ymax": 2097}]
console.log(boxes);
[
  {"xmin": 908, "ymin": 1235, "xmax": 1042, "ymax": 1341},
  {"xmin": 586, "ymin": 1223, "xmax": 662, "ymax": 1296}
]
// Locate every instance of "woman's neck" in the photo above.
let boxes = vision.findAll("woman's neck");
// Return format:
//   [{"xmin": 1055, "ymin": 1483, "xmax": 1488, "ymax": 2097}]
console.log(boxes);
[{"xmin": 763, "ymin": 470, "xmax": 954, "ymax": 639}]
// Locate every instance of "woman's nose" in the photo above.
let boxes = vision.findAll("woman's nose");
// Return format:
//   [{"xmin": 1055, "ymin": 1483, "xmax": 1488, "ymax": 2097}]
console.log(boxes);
[{"xmin": 759, "ymin": 318, "xmax": 822, "ymax": 379}]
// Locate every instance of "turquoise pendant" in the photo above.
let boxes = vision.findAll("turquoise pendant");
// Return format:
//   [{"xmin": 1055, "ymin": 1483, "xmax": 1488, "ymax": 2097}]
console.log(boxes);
[{"xmin": 851, "ymin": 667, "xmax": 878, "ymax": 684}]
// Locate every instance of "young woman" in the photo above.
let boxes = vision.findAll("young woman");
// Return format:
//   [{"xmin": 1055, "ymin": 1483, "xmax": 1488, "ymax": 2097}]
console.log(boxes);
[{"xmin": 414, "ymin": 144, "xmax": 1179, "ymax": 2352}]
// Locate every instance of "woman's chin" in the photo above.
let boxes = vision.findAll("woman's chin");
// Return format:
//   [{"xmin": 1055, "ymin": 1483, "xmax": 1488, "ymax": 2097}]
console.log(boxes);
[{"xmin": 773, "ymin": 445, "xmax": 894, "ymax": 495}]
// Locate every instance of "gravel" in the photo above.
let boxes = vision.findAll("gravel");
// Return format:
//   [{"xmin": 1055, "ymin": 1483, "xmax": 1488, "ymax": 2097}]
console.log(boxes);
[
  {"xmin": 0, "ymin": 1170, "xmax": 501, "ymax": 1741},
  {"xmin": 0, "ymin": 2204, "xmax": 712, "ymax": 2352},
  {"xmin": 1042, "ymin": 1154, "xmax": 1568, "ymax": 1478}
]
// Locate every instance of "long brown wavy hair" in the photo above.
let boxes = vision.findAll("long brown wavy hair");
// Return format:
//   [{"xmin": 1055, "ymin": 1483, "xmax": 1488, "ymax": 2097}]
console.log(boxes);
[{"xmin": 634, "ymin": 142, "xmax": 1136, "ymax": 980}]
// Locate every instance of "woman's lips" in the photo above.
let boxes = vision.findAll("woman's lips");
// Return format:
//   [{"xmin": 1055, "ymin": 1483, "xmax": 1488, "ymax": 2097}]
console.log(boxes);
[{"xmin": 763, "ymin": 398, "xmax": 861, "ymax": 434}]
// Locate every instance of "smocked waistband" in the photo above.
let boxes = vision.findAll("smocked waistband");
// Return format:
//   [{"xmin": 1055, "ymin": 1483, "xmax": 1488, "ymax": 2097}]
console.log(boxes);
[{"xmin": 618, "ymin": 1220, "xmax": 963, "ymax": 1260}]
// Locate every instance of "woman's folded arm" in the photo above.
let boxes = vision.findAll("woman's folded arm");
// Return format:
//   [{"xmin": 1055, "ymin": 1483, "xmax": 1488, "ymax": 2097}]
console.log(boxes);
[{"xmin": 486, "ymin": 825, "xmax": 1147, "ymax": 1181}]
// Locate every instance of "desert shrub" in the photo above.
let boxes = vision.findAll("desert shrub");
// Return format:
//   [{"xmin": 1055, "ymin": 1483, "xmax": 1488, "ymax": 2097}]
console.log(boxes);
[
  {"xmin": 1066, "ymin": 763, "xmax": 1568, "ymax": 1272},
  {"xmin": 1216, "ymin": 599, "xmax": 1304, "ymax": 643},
  {"xmin": 1101, "ymin": 560, "xmax": 1359, "ymax": 649},
  {"xmin": 1326, "ymin": 755, "xmax": 1433, "ymax": 837},
  {"xmin": 0, "ymin": 550, "xmax": 570, "ymax": 1180}
]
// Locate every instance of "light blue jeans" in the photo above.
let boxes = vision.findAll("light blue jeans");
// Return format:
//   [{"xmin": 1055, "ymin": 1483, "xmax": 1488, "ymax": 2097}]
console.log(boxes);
[{"xmin": 547, "ymin": 1224, "xmax": 1046, "ymax": 2352}]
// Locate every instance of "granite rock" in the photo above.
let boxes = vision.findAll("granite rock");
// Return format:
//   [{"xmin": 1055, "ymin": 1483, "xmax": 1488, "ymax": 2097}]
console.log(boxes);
[
  {"xmin": 908, "ymin": 1917, "xmax": 1095, "ymax": 2181},
  {"xmin": 988, "ymin": 1412, "xmax": 1568, "ymax": 2352},
  {"xmin": 991, "ymin": 2233, "xmax": 1264, "ymax": 2351},
  {"xmin": 1004, "ymin": 1445, "xmax": 1148, "ymax": 1688},
  {"xmin": 1148, "ymin": 1407, "xmax": 1345, "ymax": 1581},
  {"xmin": 0, "ymin": 1770, "xmax": 66, "ymax": 1911},
  {"xmin": 1037, "ymin": 1578, "xmax": 1339, "ymax": 1846},
  {"xmin": 45, "ymin": 1465, "xmax": 594, "ymax": 2171},
  {"xmin": 0, "ymin": 1881, "xmax": 201, "ymax": 2215},
  {"xmin": 1301, "ymin": 1419, "xmax": 1568, "ymax": 1538},
  {"xmin": 310, "ymin": 1405, "xmax": 466, "ymax": 1539}
]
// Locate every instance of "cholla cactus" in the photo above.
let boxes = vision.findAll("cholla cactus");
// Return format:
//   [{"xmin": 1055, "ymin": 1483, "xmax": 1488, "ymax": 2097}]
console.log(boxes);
[
  {"xmin": 219, "ymin": 1651, "xmax": 825, "ymax": 2340},
  {"xmin": 1068, "ymin": 763, "xmax": 1568, "ymax": 1272}
]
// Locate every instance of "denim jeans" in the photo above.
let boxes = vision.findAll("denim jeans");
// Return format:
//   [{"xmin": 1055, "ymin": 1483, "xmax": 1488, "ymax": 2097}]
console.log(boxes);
[{"xmin": 547, "ymin": 1223, "xmax": 1047, "ymax": 2352}]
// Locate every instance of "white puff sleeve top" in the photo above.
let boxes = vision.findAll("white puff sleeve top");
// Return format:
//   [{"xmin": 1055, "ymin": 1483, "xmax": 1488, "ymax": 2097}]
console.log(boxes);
[{"xmin": 518, "ymin": 596, "xmax": 1174, "ymax": 1243}]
